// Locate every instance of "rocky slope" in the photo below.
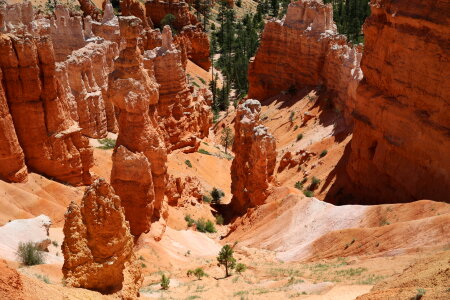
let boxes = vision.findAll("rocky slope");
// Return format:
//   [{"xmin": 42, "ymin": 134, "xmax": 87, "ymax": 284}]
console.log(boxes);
[
  {"xmin": 346, "ymin": 0, "xmax": 450, "ymax": 204},
  {"xmin": 230, "ymin": 99, "xmax": 277, "ymax": 215},
  {"xmin": 62, "ymin": 178, "xmax": 141, "ymax": 298}
]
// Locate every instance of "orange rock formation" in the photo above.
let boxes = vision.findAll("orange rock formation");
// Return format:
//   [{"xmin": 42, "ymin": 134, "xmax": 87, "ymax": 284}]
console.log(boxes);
[
  {"xmin": 146, "ymin": 25, "xmax": 212, "ymax": 152},
  {"xmin": 0, "ymin": 69, "xmax": 27, "ymax": 183},
  {"xmin": 62, "ymin": 178, "xmax": 142, "ymax": 298},
  {"xmin": 78, "ymin": 0, "xmax": 102, "ymax": 21},
  {"xmin": 346, "ymin": 0, "xmax": 450, "ymax": 204},
  {"xmin": 121, "ymin": 0, "xmax": 151, "ymax": 28},
  {"xmin": 57, "ymin": 41, "xmax": 118, "ymax": 138},
  {"xmin": 0, "ymin": 33, "xmax": 93, "ymax": 185},
  {"xmin": 144, "ymin": 0, "xmax": 211, "ymax": 69},
  {"xmin": 109, "ymin": 16, "xmax": 168, "ymax": 238},
  {"xmin": 248, "ymin": 0, "xmax": 362, "ymax": 121},
  {"xmin": 231, "ymin": 99, "xmax": 277, "ymax": 215}
]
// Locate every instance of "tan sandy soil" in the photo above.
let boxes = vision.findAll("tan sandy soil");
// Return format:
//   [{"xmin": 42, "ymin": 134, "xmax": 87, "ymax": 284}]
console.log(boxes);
[{"xmin": 0, "ymin": 173, "xmax": 84, "ymax": 227}]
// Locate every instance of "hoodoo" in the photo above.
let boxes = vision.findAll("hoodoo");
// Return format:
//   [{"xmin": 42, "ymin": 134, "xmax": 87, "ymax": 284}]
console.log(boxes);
[
  {"xmin": 109, "ymin": 16, "xmax": 168, "ymax": 238},
  {"xmin": 230, "ymin": 99, "xmax": 277, "ymax": 215},
  {"xmin": 62, "ymin": 178, "xmax": 142, "ymax": 298}
]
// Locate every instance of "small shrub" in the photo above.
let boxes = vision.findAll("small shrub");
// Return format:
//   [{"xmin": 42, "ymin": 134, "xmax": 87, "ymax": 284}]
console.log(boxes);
[
  {"xmin": 379, "ymin": 217, "xmax": 390, "ymax": 226},
  {"xmin": 414, "ymin": 288, "xmax": 426, "ymax": 300},
  {"xmin": 320, "ymin": 150, "xmax": 328, "ymax": 158},
  {"xmin": 16, "ymin": 242, "xmax": 45, "ymax": 266},
  {"xmin": 52, "ymin": 240, "xmax": 58, "ymax": 247},
  {"xmin": 296, "ymin": 134, "xmax": 303, "ymax": 141},
  {"xmin": 197, "ymin": 77, "xmax": 206, "ymax": 84},
  {"xmin": 185, "ymin": 215, "xmax": 195, "ymax": 227},
  {"xmin": 310, "ymin": 176, "xmax": 321, "ymax": 190},
  {"xmin": 34, "ymin": 274, "xmax": 50, "ymax": 284},
  {"xmin": 303, "ymin": 190, "xmax": 314, "ymax": 197},
  {"xmin": 289, "ymin": 111, "xmax": 295, "ymax": 122},
  {"xmin": 141, "ymin": 263, "xmax": 147, "ymax": 268},
  {"xmin": 294, "ymin": 125, "xmax": 299, "ymax": 130},
  {"xmin": 198, "ymin": 149, "xmax": 211, "ymax": 155},
  {"xmin": 98, "ymin": 138, "xmax": 116, "ymax": 150},
  {"xmin": 187, "ymin": 268, "xmax": 207, "ymax": 280},
  {"xmin": 196, "ymin": 219, "xmax": 216, "ymax": 233},
  {"xmin": 311, "ymin": 177, "xmax": 321, "ymax": 185},
  {"xmin": 160, "ymin": 274, "xmax": 170, "ymax": 290},
  {"xmin": 215, "ymin": 214, "xmax": 224, "ymax": 225},
  {"xmin": 205, "ymin": 220, "xmax": 217, "ymax": 233},
  {"xmin": 202, "ymin": 195, "xmax": 212, "ymax": 203},
  {"xmin": 210, "ymin": 187, "xmax": 225, "ymax": 204},
  {"xmin": 185, "ymin": 160, "xmax": 192, "ymax": 168},
  {"xmin": 235, "ymin": 263, "xmax": 247, "ymax": 274},
  {"xmin": 294, "ymin": 181, "xmax": 303, "ymax": 190}
]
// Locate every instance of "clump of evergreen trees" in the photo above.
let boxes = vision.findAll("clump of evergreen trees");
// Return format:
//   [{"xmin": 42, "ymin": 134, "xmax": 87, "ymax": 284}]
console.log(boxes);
[
  {"xmin": 324, "ymin": 0, "xmax": 371, "ymax": 43},
  {"xmin": 210, "ymin": 1, "xmax": 263, "ymax": 114}
]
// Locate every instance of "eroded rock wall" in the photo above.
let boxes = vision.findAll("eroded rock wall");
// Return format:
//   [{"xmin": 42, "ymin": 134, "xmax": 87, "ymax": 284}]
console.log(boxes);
[
  {"xmin": 109, "ymin": 16, "xmax": 168, "ymax": 238},
  {"xmin": 146, "ymin": 26, "xmax": 212, "ymax": 152},
  {"xmin": 0, "ymin": 33, "xmax": 93, "ymax": 185},
  {"xmin": 62, "ymin": 178, "xmax": 142, "ymax": 297},
  {"xmin": 230, "ymin": 99, "xmax": 277, "ymax": 215},
  {"xmin": 248, "ymin": 0, "xmax": 362, "ymax": 120},
  {"xmin": 0, "ymin": 69, "xmax": 27, "ymax": 182},
  {"xmin": 58, "ymin": 41, "xmax": 119, "ymax": 138},
  {"xmin": 346, "ymin": 0, "xmax": 450, "ymax": 203},
  {"xmin": 50, "ymin": 5, "xmax": 87, "ymax": 62}
]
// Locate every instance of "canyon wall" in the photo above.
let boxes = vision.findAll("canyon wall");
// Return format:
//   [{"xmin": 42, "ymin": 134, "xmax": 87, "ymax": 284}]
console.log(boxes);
[
  {"xmin": 346, "ymin": 0, "xmax": 450, "ymax": 204},
  {"xmin": 62, "ymin": 178, "xmax": 142, "ymax": 297},
  {"xmin": 231, "ymin": 99, "xmax": 277, "ymax": 215},
  {"xmin": 109, "ymin": 16, "xmax": 168, "ymax": 238},
  {"xmin": 0, "ymin": 33, "xmax": 93, "ymax": 185},
  {"xmin": 248, "ymin": 0, "xmax": 362, "ymax": 120},
  {"xmin": 0, "ymin": 69, "xmax": 27, "ymax": 183}
]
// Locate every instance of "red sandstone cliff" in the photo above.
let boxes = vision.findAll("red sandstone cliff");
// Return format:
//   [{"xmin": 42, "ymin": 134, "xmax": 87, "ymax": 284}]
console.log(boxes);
[
  {"xmin": 248, "ymin": 0, "xmax": 362, "ymax": 121},
  {"xmin": 109, "ymin": 16, "xmax": 168, "ymax": 238},
  {"xmin": 0, "ymin": 33, "xmax": 93, "ymax": 185},
  {"xmin": 0, "ymin": 69, "xmax": 27, "ymax": 183},
  {"xmin": 346, "ymin": 0, "xmax": 450, "ymax": 204},
  {"xmin": 230, "ymin": 99, "xmax": 277, "ymax": 215},
  {"xmin": 62, "ymin": 178, "xmax": 142, "ymax": 298}
]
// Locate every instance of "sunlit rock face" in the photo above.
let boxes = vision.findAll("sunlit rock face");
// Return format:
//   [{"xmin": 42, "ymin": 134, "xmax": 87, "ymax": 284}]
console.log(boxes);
[{"xmin": 230, "ymin": 99, "xmax": 277, "ymax": 215}]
